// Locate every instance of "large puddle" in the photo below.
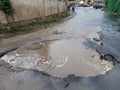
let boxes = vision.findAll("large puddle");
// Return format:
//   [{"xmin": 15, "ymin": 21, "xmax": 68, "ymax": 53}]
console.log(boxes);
[{"xmin": 1, "ymin": 38, "xmax": 113, "ymax": 77}]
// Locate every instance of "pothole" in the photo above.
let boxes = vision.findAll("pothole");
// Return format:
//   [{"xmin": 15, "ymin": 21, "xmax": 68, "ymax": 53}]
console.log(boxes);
[{"xmin": 0, "ymin": 39, "xmax": 114, "ymax": 78}]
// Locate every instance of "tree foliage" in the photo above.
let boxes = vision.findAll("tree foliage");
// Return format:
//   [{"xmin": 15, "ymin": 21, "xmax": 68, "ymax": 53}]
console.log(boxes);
[
  {"xmin": 105, "ymin": 0, "xmax": 120, "ymax": 14},
  {"xmin": 114, "ymin": 0, "xmax": 120, "ymax": 13},
  {"xmin": 0, "ymin": 0, "xmax": 13, "ymax": 15}
]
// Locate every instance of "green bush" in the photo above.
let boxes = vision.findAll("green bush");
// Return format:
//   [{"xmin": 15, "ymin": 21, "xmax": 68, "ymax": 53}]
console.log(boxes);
[
  {"xmin": 0, "ymin": 0, "xmax": 13, "ymax": 15},
  {"xmin": 105, "ymin": 0, "xmax": 120, "ymax": 14},
  {"xmin": 114, "ymin": 0, "xmax": 120, "ymax": 14}
]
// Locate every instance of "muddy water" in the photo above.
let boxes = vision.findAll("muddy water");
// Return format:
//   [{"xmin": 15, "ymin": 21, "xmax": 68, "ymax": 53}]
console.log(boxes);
[{"xmin": 1, "ymin": 8, "xmax": 114, "ymax": 78}]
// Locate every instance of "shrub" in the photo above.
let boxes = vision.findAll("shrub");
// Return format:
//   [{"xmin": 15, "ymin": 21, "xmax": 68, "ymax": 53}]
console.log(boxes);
[{"xmin": 0, "ymin": 0, "xmax": 13, "ymax": 15}]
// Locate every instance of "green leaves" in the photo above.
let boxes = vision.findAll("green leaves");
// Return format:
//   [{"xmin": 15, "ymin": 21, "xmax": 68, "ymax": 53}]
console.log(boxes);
[
  {"xmin": 106, "ymin": 0, "xmax": 120, "ymax": 14},
  {"xmin": 0, "ymin": 0, "xmax": 13, "ymax": 15},
  {"xmin": 115, "ymin": 0, "xmax": 120, "ymax": 13}
]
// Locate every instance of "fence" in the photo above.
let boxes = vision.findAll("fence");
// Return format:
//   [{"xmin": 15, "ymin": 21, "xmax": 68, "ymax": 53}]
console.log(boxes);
[{"xmin": 0, "ymin": 0, "xmax": 66, "ymax": 24}]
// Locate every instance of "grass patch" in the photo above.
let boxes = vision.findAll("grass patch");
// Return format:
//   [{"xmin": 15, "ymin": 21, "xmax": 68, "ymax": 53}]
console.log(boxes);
[{"xmin": 0, "ymin": 12, "xmax": 70, "ymax": 36}]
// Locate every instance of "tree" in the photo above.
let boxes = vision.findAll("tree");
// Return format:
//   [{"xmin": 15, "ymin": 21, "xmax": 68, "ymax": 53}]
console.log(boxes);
[{"xmin": 0, "ymin": 0, "xmax": 13, "ymax": 15}]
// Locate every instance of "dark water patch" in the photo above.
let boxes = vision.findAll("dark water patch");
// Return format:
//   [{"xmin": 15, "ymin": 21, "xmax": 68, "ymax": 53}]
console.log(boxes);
[
  {"xmin": 83, "ymin": 37, "xmax": 119, "ymax": 65},
  {"xmin": 83, "ymin": 29, "xmax": 120, "ymax": 65},
  {"xmin": 83, "ymin": 38, "xmax": 102, "ymax": 50}
]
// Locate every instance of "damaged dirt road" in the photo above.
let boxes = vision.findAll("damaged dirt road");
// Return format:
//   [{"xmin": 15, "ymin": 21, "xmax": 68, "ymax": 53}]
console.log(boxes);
[{"xmin": 0, "ymin": 7, "xmax": 120, "ymax": 90}]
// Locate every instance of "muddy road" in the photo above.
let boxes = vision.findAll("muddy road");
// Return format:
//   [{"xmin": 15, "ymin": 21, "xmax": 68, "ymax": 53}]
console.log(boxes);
[{"xmin": 0, "ymin": 7, "xmax": 120, "ymax": 90}]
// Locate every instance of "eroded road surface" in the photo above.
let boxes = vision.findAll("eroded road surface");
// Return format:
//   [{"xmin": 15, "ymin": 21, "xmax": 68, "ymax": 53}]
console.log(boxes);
[{"xmin": 0, "ymin": 7, "xmax": 120, "ymax": 90}]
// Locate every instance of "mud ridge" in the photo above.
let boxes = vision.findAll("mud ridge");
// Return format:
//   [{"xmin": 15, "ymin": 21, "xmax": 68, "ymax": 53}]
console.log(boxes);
[{"xmin": 0, "ymin": 47, "xmax": 19, "ymax": 58}]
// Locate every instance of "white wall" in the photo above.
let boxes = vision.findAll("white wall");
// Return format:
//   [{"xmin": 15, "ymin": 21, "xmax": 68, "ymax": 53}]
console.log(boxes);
[{"xmin": 0, "ymin": 0, "xmax": 66, "ymax": 24}]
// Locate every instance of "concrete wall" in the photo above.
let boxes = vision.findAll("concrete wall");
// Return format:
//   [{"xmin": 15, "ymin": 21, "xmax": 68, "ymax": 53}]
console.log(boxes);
[{"xmin": 0, "ymin": 0, "xmax": 66, "ymax": 24}]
